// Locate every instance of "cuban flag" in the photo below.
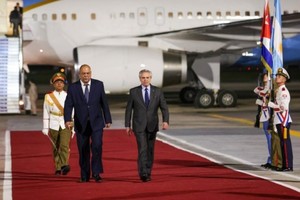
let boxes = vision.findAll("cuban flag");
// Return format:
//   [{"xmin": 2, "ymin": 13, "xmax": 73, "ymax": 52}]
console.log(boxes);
[
  {"xmin": 260, "ymin": 0, "xmax": 273, "ymax": 74},
  {"xmin": 271, "ymin": 0, "xmax": 283, "ymax": 78}
]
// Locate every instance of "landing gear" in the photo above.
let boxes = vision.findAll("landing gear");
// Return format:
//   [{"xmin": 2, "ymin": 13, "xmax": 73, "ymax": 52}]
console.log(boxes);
[
  {"xmin": 217, "ymin": 89, "xmax": 237, "ymax": 107},
  {"xmin": 179, "ymin": 87, "xmax": 237, "ymax": 108},
  {"xmin": 181, "ymin": 55, "xmax": 238, "ymax": 108},
  {"xmin": 194, "ymin": 90, "xmax": 214, "ymax": 108},
  {"xmin": 179, "ymin": 87, "xmax": 197, "ymax": 103}
]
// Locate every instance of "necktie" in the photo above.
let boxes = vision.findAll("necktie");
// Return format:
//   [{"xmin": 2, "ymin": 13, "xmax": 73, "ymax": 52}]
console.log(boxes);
[
  {"xmin": 84, "ymin": 84, "xmax": 89, "ymax": 102},
  {"xmin": 145, "ymin": 88, "xmax": 150, "ymax": 107}
]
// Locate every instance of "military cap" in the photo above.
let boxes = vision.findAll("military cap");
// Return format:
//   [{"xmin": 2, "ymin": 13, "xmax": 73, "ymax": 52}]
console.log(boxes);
[
  {"xmin": 50, "ymin": 72, "xmax": 66, "ymax": 84},
  {"xmin": 276, "ymin": 67, "xmax": 290, "ymax": 80}
]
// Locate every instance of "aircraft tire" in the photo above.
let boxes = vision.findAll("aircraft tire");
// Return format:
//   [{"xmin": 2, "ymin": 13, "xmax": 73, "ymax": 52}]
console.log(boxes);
[
  {"xmin": 194, "ymin": 90, "xmax": 214, "ymax": 108},
  {"xmin": 217, "ymin": 90, "xmax": 237, "ymax": 107},
  {"xmin": 179, "ymin": 87, "xmax": 197, "ymax": 103}
]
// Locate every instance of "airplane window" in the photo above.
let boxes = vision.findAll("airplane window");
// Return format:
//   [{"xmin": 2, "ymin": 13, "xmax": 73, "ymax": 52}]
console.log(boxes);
[
  {"xmin": 206, "ymin": 11, "xmax": 212, "ymax": 18},
  {"xmin": 226, "ymin": 11, "xmax": 231, "ymax": 16},
  {"xmin": 120, "ymin": 13, "xmax": 125, "ymax": 19},
  {"xmin": 62, "ymin": 13, "xmax": 67, "ymax": 20},
  {"xmin": 216, "ymin": 11, "xmax": 221, "ymax": 18},
  {"xmin": 110, "ymin": 13, "xmax": 116, "ymax": 19},
  {"xmin": 42, "ymin": 14, "xmax": 47, "ymax": 21},
  {"xmin": 168, "ymin": 12, "xmax": 173, "ymax": 18},
  {"xmin": 187, "ymin": 12, "xmax": 193, "ymax": 19},
  {"xmin": 254, "ymin": 11, "xmax": 260, "ymax": 16},
  {"xmin": 91, "ymin": 13, "xmax": 96, "ymax": 20},
  {"xmin": 235, "ymin": 11, "xmax": 240, "ymax": 16},
  {"xmin": 138, "ymin": 8, "xmax": 147, "ymax": 25},
  {"xmin": 32, "ymin": 14, "xmax": 38, "ymax": 21},
  {"xmin": 178, "ymin": 12, "xmax": 183, "ymax": 19},
  {"xmin": 52, "ymin": 14, "xmax": 57, "ymax": 20},
  {"xmin": 129, "ymin": 12, "xmax": 135, "ymax": 19},
  {"xmin": 157, "ymin": 12, "xmax": 163, "ymax": 19},
  {"xmin": 196, "ymin": 12, "xmax": 202, "ymax": 19},
  {"xmin": 71, "ymin": 13, "xmax": 77, "ymax": 20},
  {"xmin": 245, "ymin": 11, "xmax": 250, "ymax": 16},
  {"xmin": 140, "ymin": 12, "xmax": 145, "ymax": 17}
]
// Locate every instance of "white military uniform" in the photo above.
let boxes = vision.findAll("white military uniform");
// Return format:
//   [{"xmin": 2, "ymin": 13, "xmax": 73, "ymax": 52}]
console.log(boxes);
[
  {"xmin": 269, "ymin": 85, "xmax": 292, "ymax": 127},
  {"xmin": 268, "ymin": 67, "xmax": 293, "ymax": 170},
  {"xmin": 254, "ymin": 86, "xmax": 270, "ymax": 122},
  {"xmin": 43, "ymin": 90, "xmax": 67, "ymax": 133}
]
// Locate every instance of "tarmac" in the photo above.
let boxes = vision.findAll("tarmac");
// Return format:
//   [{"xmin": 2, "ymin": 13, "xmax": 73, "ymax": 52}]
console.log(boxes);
[{"xmin": 0, "ymin": 92, "xmax": 300, "ymax": 195}]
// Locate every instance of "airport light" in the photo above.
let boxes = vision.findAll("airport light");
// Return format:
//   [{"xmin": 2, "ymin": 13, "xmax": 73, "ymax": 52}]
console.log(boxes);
[{"xmin": 242, "ymin": 51, "xmax": 254, "ymax": 57}]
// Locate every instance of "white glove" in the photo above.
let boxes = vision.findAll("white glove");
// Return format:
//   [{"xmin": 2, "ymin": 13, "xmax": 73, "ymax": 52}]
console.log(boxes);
[
  {"xmin": 72, "ymin": 131, "xmax": 75, "ymax": 138},
  {"xmin": 259, "ymin": 88, "xmax": 269, "ymax": 97},
  {"xmin": 42, "ymin": 128, "xmax": 49, "ymax": 136},
  {"xmin": 254, "ymin": 86, "xmax": 263, "ymax": 94},
  {"xmin": 268, "ymin": 102, "xmax": 276, "ymax": 108},
  {"xmin": 255, "ymin": 99, "xmax": 263, "ymax": 106}
]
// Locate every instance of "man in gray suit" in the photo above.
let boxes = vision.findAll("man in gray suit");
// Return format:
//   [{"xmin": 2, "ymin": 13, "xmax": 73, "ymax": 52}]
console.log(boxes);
[{"xmin": 125, "ymin": 69, "xmax": 169, "ymax": 182}]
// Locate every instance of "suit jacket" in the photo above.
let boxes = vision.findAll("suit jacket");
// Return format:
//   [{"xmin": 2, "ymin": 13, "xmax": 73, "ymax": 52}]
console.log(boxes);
[
  {"xmin": 125, "ymin": 85, "xmax": 169, "ymax": 133},
  {"xmin": 64, "ymin": 79, "xmax": 112, "ymax": 134}
]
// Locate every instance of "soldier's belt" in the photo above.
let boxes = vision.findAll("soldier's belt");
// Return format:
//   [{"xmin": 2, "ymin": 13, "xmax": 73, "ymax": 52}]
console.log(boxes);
[{"xmin": 50, "ymin": 111, "xmax": 63, "ymax": 116}]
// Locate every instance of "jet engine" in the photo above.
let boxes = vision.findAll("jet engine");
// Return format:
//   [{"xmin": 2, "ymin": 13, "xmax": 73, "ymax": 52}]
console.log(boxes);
[{"xmin": 74, "ymin": 46, "xmax": 187, "ymax": 94}]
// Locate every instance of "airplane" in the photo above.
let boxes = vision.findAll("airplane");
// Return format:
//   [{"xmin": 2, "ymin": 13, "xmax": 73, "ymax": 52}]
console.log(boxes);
[{"xmin": 21, "ymin": 0, "xmax": 300, "ymax": 108}]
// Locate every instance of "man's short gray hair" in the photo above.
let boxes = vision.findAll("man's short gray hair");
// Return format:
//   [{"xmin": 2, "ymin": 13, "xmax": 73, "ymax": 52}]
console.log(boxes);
[{"xmin": 139, "ymin": 69, "xmax": 152, "ymax": 77}]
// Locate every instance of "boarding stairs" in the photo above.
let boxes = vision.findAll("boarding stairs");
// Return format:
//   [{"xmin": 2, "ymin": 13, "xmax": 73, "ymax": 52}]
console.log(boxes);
[{"xmin": 0, "ymin": 36, "xmax": 22, "ymax": 114}]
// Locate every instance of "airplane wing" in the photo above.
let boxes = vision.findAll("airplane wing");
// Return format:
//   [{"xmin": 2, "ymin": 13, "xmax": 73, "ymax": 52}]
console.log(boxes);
[{"xmin": 150, "ymin": 13, "xmax": 300, "ymax": 55}]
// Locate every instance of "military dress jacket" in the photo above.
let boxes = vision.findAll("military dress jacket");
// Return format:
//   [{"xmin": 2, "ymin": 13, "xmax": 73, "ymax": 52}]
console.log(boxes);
[{"xmin": 43, "ymin": 90, "xmax": 67, "ymax": 131}]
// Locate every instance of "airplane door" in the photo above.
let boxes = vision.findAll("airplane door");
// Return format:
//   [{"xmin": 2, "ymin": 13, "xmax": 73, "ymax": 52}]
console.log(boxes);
[
  {"xmin": 155, "ymin": 7, "xmax": 165, "ymax": 26},
  {"xmin": 137, "ymin": 7, "xmax": 148, "ymax": 26}
]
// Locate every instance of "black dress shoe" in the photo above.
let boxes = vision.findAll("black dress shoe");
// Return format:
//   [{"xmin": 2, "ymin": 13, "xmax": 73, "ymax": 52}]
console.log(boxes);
[
  {"xmin": 79, "ymin": 178, "xmax": 89, "ymax": 183},
  {"xmin": 61, "ymin": 165, "xmax": 70, "ymax": 175},
  {"xmin": 283, "ymin": 168, "xmax": 293, "ymax": 172},
  {"xmin": 141, "ymin": 175, "xmax": 151, "ymax": 182},
  {"xmin": 92, "ymin": 174, "xmax": 102, "ymax": 182},
  {"xmin": 55, "ymin": 170, "xmax": 61, "ymax": 175},
  {"xmin": 261, "ymin": 163, "xmax": 272, "ymax": 169}
]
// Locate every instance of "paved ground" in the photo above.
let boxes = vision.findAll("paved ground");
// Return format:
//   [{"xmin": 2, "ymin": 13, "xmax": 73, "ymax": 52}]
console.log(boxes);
[{"xmin": 1, "ymin": 93, "xmax": 300, "ymax": 196}]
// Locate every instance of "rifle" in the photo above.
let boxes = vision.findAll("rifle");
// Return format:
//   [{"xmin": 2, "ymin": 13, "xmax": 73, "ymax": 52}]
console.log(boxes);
[
  {"xmin": 268, "ymin": 79, "xmax": 274, "ymax": 130},
  {"xmin": 254, "ymin": 104, "xmax": 261, "ymax": 128},
  {"xmin": 254, "ymin": 73, "xmax": 263, "ymax": 128}
]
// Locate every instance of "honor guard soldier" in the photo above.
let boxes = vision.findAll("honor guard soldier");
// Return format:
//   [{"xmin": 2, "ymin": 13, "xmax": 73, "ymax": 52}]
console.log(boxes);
[
  {"xmin": 254, "ymin": 73, "xmax": 272, "ymax": 169},
  {"xmin": 268, "ymin": 67, "xmax": 293, "ymax": 171},
  {"xmin": 42, "ymin": 72, "xmax": 73, "ymax": 175}
]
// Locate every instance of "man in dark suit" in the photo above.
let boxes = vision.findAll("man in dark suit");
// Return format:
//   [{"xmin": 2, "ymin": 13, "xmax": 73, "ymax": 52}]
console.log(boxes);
[
  {"xmin": 125, "ymin": 69, "xmax": 169, "ymax": 182},
  {"xmin": 64, "ymin": 64, "xmax": 112, "ymax": 183},
  {"xmin": 16, "ymin": 2, "xmax": 23, "ymax": 29},
  {"xmin": 9, "ymin": 6, "xmax": 21, "ymax": 36}
]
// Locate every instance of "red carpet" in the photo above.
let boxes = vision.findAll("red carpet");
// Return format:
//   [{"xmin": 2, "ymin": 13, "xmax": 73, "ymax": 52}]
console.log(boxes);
[{"xmin": 10, "ymin": 130, "xmax": 300, "ymax": 200}]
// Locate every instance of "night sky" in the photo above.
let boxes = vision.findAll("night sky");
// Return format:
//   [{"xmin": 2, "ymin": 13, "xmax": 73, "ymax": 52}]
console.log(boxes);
[{"xmin": 23, "ymin": 0, "xmax": 44, "ymax": 7}]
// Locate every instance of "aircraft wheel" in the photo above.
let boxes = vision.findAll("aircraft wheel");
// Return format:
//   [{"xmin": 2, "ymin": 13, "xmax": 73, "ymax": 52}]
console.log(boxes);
[
  {"xmin": 194, "ymin": 90, "xmax": 214, "ymax": 108},
  {"xmin": 217, "ymin": 90, "xmax": 237, "ymax": 107},
  {"xmin": 179, "ymin": 87, "xmax": 197, "ymax": 103}
]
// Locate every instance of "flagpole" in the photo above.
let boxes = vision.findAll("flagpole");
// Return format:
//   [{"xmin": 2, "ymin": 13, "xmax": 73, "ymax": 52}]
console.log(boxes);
[
  {"xmin": 260, "ymin": 0, "xmax": 277, "ymax": 131},
  {"xmin": 271, "ymin": 0, "xmax": 283, "ymax": 79},
  {"xmin": 271, "ymin": 0, "xmax": 283, "ymax": 94}
]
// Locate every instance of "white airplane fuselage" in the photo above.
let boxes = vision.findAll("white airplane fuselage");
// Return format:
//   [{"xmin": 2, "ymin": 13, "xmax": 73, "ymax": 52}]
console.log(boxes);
[{"xmin": 22, "ymin": 0, "xmax": 299, "ymax": 93}]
